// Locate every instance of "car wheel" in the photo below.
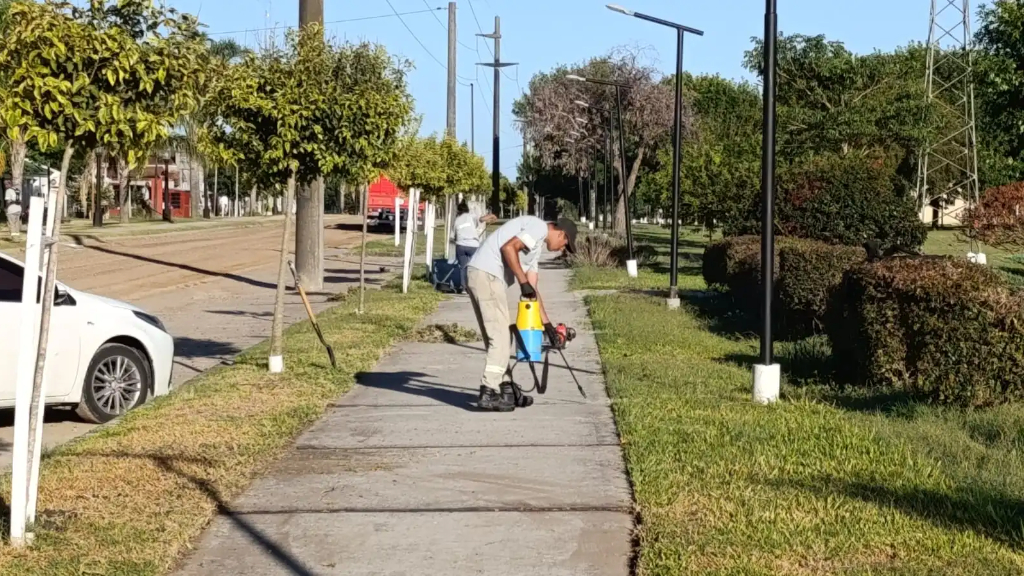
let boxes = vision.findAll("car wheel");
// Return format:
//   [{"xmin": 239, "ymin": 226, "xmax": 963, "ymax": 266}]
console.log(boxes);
[{"xmin": 75, "ymin": 344, "xmax": 151, "ymax": 424}]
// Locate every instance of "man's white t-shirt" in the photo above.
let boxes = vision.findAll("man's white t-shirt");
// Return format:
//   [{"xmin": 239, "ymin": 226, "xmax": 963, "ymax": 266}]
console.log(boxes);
[
  {"xmin": 453, "ymin": 213, "xmax": 486, "ymax": 248},
  {"xmin": 468, "ymin": 215, "xmax": 548, "ymax": 286}
]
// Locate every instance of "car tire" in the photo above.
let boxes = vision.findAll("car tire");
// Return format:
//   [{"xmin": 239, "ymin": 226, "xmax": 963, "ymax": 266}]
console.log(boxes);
[{"xmin": 75, "ymin": 344, "xmax": 151, "ymax": 424}]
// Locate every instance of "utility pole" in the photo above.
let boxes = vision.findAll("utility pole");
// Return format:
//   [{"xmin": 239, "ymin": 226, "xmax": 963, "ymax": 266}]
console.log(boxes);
[
  {"xmin": 477, "ymin": 17, "xmax": 516, "ymax": 216},
  {"xmin": 295, "ymin": 0, "xmax": 325, "ymax": 290},
  {"xmin": 446, "ymin": 2, "xmax": 457, "ymax": 139},
  {"xmin": 471, "ymin": 83, "xmax": 475, "ymax": 154}
]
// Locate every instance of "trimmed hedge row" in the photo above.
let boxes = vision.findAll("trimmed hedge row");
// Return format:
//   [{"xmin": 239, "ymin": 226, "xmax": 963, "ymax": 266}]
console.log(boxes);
[
  {"xmin": 830, "ymin": 257, "xmax": 1024, "ymax": 406},
  {"xmin": 703, "ymin": 236, "xmax": 1024, "ymax": 406},
  {"xmin": 702, "ymin": 235, "xmax": 855, "ymax": 337}
]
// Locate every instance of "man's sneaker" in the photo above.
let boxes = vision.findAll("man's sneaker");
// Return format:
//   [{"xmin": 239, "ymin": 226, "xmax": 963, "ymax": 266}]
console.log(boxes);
[
  {"xmin": 501, "ymin": 382, "xmax": 534, "ymax": 408},
  {"xmin": 478, "ymin": 385, "xmax": 515, "ymax": 412}
]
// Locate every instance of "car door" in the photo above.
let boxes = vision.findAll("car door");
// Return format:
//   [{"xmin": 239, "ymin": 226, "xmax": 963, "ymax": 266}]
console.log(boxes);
[{"xmin": 0, "ymin": 256, "xmax": 82, "ymax": 402}]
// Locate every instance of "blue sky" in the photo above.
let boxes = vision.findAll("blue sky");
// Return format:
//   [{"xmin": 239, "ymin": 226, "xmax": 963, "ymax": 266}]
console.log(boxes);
[{"xmin": 169, "ymin": 0, "xmax": 981, "ymax": 179}]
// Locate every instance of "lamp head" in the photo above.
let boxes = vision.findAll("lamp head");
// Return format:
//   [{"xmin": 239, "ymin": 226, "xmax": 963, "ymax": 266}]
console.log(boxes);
[
  {"xmin": 606, "ymin": 4, "xmax": 635, "ymax": 16},
  {"xmin": 566, "ymin": 74, "xmax": 586, "ymax": 82}
]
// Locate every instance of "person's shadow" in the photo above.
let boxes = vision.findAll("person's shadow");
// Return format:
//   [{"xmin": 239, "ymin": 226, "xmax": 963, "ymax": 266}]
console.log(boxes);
[{"xmin": 353, "ymin": 371, "xmax": 481, "ymax": 411}]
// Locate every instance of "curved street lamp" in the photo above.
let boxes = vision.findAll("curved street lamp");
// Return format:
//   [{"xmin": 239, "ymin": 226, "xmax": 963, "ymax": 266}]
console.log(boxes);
[{"xmin": 606, "ymin": 3, "xmax": 704, "ymax": 307}]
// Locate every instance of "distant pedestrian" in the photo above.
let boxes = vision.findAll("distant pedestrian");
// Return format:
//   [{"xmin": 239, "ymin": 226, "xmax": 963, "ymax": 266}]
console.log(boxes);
[
  {"xmin": 5, "ymin": 186, "xmax": 22, "ymax": 239},
  {"xmin": 218, "ymin": 194, "xmax": 229, "ymax": 217},
  {"xmin": 452, "ymin": 202, "xmax": 495, "ymax": 292}
]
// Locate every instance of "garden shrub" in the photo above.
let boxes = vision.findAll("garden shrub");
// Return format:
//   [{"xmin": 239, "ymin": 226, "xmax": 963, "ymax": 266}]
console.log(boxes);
[
  {"xmin": 571, "ymin": 233, "xmax": 658, "ymax": 269},
  {"xmin": 777, "ymin": 240, "xmax": 865, "ymax": 338},
  {"xmin": 829, "ymin": 257, "xmax": 1024, "ymax": 406}
]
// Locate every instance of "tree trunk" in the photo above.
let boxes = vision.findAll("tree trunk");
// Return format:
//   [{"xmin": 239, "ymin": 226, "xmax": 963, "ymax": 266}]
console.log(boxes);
[
  {"xmin": 93, "ymin": 151, "xmax": 105, "ymax": 227},
  {"xmin": 249, "ymin": 185, "xmax": 257, "ymax": 217},
  {"xmin": 589, "ymin": 175, "xmax": 597, "ymax": 226},
  {"xmin": 295, "ymin": 178, "xmax": 324, "ymax": 291},
  {"xmin": 117, "ymin": 155, "xmax": 130, "ymax": 224},
  {"xmin": 10, "ymin": 136, "xmax": 27, "ymax": 198},
  {"xmin": 338, "ymin": 182, "xmax": 345, "ymax": 215},
  {"xmin": 78, "ymin": 152, "xmax": 95, "ymax": 218},
  {"xmin": 24, "ymin": 144, "xmax": 75, "ymax": 528},
  {"xmin": 188, "ymin": 156, "xmax": 203, "ymax": 219},
  {"xmin": 268, "ymin": 170, "xmax": 296, "ymax": 373},
  {"xmin": 359, "ymin": 183, "xmax": 369, "ymax": 313},
  {"xmin": 614, "ymin": 147, "xmax": 645, "ymax": 234}
]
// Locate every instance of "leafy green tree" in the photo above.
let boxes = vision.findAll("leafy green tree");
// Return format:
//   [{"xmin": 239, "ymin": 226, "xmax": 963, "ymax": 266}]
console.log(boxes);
[{"xmin": 976, "ymin": 0, "xmax": 1024, "ymax": 188}]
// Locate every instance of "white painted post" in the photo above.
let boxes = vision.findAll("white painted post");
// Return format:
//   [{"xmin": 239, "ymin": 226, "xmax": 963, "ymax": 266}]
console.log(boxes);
[
  {"xmin": 394, "ymin": 196, "xmax": 401, "ymax": 247},
  {"xmin": 10, "ymin": 196, "xmax": 45, "ymax": 546},
  {"xmin": 401, "ymin": 190, "xmax": 416, "ymax": 293},
  {"xmin": 424, "ymin": 202, "xmax": 435, "ymax": 269},
  {"xmin": 26, "ymin": 191, "xmax": 59, "ymax": 528},
  {"xmin": 444, "ymin": 196, "xmax": 453, "ymax": 259}
]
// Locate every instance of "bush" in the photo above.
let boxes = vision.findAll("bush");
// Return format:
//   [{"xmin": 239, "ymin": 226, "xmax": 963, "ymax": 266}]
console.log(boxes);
[
  {"xmin": 570, "ymin": 233, "xmax": 658, "ymax": 269},
  {"xmin": 829, "ymin": 257, "xmax": 1024, "ymax": 406},
  {"xmin": 721, "ymin": 154, "xmax": 927, "ymax": 251},
  {"xmin": 702, "ymin": 235, "xmax": 801, "ymax": 318},
  {"xmin": 777, "ymin": 240, "xmax": 865, "ymax": 338}
]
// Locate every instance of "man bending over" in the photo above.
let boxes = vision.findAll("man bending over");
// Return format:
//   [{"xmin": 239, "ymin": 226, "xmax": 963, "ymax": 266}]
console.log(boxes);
[{"xmin": 465, "ymin": 215, "xmax": 577, "ymax": 412}]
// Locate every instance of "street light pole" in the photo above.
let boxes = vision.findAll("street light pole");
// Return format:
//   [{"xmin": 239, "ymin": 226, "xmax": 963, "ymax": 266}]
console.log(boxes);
[
  {"xmin": 575, "ymin": 99, "xmax": 614, "ymax": 231},
  {"xmin": 477, "ymin": 18, "xmax": 517, "ymax": 216},
  {"xmin": 754, "ymin": 0, "xmax": 780, "ymax": 404},
  {"xmin": 606, "ymin": 4, "xmax": 704, "ymax": 305}
]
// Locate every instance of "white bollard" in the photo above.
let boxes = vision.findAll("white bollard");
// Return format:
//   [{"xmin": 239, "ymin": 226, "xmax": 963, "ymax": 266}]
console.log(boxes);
[
  {"xmin": 394, "ymin": 197, "xmax": 401, "ymax": 247},
  {"xmin": 626, "ymin": 259, "xmax": 638, "ymax": 278},
  {"xmin": 402, "ymin": 189, "xmax": 418, "ymax": 293},
  {"xmin": 10, "ymin": 197, "xmax": 45, "ymax": 546},
  {"xmin": 753, "ymin": 364, "xmax": 781, "ymax": 405},
  {"xmin": 968, "ymin": 252, "xmax": 988, "ymax": 266}
]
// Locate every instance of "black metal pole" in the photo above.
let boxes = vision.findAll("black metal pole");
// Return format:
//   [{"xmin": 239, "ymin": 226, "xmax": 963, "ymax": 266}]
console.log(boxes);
[
  {"xmin": 759, "ymin": 0, "xmax": 778, "ymax": 366},
  {"xmin": 605, "ymin": 113, "xmax": 612, "ymax": 230},
  {"xmin": 669, "ymin": 28, "xmax": 684, "ymax": 301},
  {"xmin": 491, "ymin": 17, "xmax": 502, "ymax": 216},
  {"xmin": 162, "ymin": 159, "xmax": 173, "ymax": 222},
  {"xmin": 615, "ymin": 87, "xmax": 634, "ymax": 260}
]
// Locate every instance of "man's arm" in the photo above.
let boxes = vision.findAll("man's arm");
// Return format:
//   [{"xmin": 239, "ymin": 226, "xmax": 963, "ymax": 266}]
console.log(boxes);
[
  {"xmin": 526, "ymin": 270, "xmax": 550, "ymax": 324},
  {"xmin": 500, "ymin": 237, "xmax": 531, "ymax": 286}
]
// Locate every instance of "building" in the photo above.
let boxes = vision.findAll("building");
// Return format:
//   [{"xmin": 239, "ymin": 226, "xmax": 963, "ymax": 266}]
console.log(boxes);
[{"xmin": 920, "ymin": 197, "xmax": 968, "ymax": 228}]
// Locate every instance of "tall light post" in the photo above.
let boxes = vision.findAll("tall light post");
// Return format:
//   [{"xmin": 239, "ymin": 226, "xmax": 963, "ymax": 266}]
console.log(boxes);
[
  {"xmin": 567, "ymin": 74, "xmax": 636, "ymax": 275},
  {"xmin": 576, "ymin": 100, "xmax": 614, "ymax": 231},
  {"xmin": 476, "ymin": 17, "xmax": 517, "ymax": 216},
  {"xmin": 754, "ymin": 0, "xmax": 780, "ymax": 404},
  {"xmin": 607, "ymin": 4, "xmax": 703, "ymax": 307}
]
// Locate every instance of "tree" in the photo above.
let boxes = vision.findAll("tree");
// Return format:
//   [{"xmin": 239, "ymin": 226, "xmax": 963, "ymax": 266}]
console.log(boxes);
[
  {"xmin": 516, "ymin": 47, "xmax": 681, "ymax": 232},
  {"xmin": 0, "ymin": 0, "xmax": 205, "ymax": 543},
  {"xmin": 292, "ymin": 33, "xmax": 413, "ymax": 291},
  {"xmin": 966, "ymin": 181, "xmax": 1024, "ymax": 250},
  {"xmin": 75, "ymin": 0, "xmax": 209, "ymax": 224},
  {"xmin": 210, "ymin": 26, "xmax": 411, "ymax": 369},
  {"xmin": 976, "ymin": 0, "xmax": 1024, "ymax": 189}
]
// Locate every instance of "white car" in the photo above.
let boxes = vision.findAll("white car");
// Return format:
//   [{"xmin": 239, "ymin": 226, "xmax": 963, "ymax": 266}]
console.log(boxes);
[{"xmin": 0, "ymin": 252, "xmax": 174, "ymax": 423}]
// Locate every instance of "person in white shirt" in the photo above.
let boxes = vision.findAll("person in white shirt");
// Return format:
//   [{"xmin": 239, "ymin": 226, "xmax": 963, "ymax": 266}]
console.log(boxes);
[
  {"xmin": 452, "ymin": 201, "xmax": 495, "ymax": 292},
  {"xmin": 4, "ymin": 187, "xmax": 22, "ymax": 239},
  {"xmin": 465, "ymin": 215, "xmax": 577, "ymax": 411}
]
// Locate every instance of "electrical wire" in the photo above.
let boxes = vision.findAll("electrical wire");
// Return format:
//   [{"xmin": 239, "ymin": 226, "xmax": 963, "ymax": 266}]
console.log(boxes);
[
  {"xmin": 385, "ymin": 0, "xmax": 449, "ymax": 71},
  {"xmin": 207, "ymin": 8, "xmax": 445, "ymax": 37}
]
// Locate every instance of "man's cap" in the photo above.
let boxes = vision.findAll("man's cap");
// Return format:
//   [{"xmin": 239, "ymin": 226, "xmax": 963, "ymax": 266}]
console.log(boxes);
[{"xmin": 555, "ymin": 217, "xmax": 578, "ymax": 253}]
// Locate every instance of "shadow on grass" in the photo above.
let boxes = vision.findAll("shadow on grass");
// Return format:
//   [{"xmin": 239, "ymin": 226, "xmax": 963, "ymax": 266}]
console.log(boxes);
[
  {"xmin": 679, "ymin": 291, "xmax": 760, "ymax": 339},
  {"xmin": 779, "ymin": 476, "xmax": 1024, "ymax": 550}
]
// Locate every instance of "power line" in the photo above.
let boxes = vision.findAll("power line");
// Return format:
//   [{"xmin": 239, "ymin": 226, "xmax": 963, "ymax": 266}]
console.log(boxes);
[
  {"xmin": 385, "ymin": 0, "xmax": 450, "ymax": 71},
  {"xmin": 207, "ymin": 8, "xmax": 445, "ymax": 37},
  {"xmin": 467, "ymin": 0, "xmax": 494, "ymax": 59}
]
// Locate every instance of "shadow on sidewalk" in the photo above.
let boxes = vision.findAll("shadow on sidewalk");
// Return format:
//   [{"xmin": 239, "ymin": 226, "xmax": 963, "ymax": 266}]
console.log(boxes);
[{"xmin": 354, "ymin": 371, "xmax": 479, "ymax": 411}]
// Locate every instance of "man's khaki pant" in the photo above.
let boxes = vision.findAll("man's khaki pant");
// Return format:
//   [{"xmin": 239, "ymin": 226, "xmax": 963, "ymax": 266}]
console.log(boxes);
[
  {"xmin": 466, "ymin": 267, "xmax": 511, "ymax": 392},
  {"xmin": 6, "ymin": 211, "xmax": 21, "ymax": 237}
]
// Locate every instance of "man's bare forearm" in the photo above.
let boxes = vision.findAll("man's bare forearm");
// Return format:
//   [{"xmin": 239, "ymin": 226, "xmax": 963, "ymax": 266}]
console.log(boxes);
[{"xmin": 502, "ymin": 244, "xmax": 530, "ymax": 285}]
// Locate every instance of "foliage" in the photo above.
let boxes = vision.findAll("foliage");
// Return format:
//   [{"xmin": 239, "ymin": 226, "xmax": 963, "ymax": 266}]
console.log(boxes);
[
  {"xmin": 975, "ymin": 0, "xmax": 1024, "ymax": 188},
  {"xmin": 777, "ymin": 239, "xmax": 865, "ymax": 338},
  {"xmin": 967, "ymin": 181, "xmax": 1024, "ymax": 250},
  {"xmin": 515, "ymin": 47, "xmax": 684, "ymax": 231},
  {"xmin": 829, "ymin": 257, "xmax": 1024, "ymax": 406},
  {"xmin": 647, "ymin": 74, "xmax": 762, "ymax": 229},
  {"xmin": 388, "ymin": 133, "xmax": 488, "ymax": 202},
  {"xmin": 773, "ymin": 153, "xmax": 927, "ymax": 249}
]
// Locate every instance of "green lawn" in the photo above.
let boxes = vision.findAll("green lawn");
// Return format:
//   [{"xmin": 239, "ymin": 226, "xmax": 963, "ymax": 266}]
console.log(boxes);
[
  {"xmin": 923, "ymin": 228, "xmax": 1024, "ymax": 284},
  {"xmin": 0, "ymin": 279, "xmax": 444, "ymax": 575},
  {"xmin": 577, "ymin": 226, "xmax": 1024, "ymax": 574}
]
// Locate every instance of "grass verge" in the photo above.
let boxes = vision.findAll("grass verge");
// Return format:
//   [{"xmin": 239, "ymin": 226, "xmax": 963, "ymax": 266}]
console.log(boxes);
[
  {"xmin": 0, "ymin": 279, "xmax": 444, "ymax": 576},
  {"xmin": 581, "ymin": 226, "xmax": 1024, "ymax": 573}
]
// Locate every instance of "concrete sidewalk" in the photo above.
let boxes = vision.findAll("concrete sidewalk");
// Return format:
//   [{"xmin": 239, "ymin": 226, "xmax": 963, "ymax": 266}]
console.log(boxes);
[{"xmin": 175, "ymin": 261, "xmax": 633, "ymax": 576}]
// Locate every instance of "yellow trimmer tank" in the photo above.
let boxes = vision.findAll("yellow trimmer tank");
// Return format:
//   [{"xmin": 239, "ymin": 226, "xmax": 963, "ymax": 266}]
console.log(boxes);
[{"xmin": 516, "ymin": 299, "xmax": 544, "ymax": 362}]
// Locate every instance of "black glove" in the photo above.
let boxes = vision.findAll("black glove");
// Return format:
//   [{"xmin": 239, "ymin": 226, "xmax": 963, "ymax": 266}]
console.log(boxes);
[
  {"xmin": 520, "ymin": 282, "xmax": 537, "ymax": 300},
  {"xmin": 544, "ymin": 322, "xmax": 563, "ymax": 349}
]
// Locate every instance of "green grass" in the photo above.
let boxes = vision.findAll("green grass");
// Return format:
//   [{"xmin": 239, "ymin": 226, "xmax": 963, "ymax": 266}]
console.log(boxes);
[
  {"xmin": 923, "ymin": 228, "xmax": 1024, "ymax": 284},
  {"xmin": 579, "ymin": 226, "xmax": 1024, "ymax": 573},
  {"xmin": 0, "ymin": 279, "xmax": 444, "ymax": 575},
  {"xmin": 570, "ymin": 224, "xmax": 712, "ymax": 292}
]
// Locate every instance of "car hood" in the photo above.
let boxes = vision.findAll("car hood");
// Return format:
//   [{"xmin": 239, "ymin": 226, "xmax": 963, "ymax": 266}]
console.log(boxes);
[{"xmin": 66, "ymin": 287, "xmax": 145, "ymax": 314}]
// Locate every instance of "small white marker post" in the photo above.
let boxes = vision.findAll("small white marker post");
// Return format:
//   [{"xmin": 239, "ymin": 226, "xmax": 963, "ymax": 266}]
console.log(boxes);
[
  {"xmin": 401, "ymin": 190, "xmax": 417, "ymax": 293},
  {"xmin": 26, "ymin": 190, "xmax": 59, "ymax": 530},
  {"xmin": 10, "ymin": 197, "xmax": 45, "ymax": 547},
  {"xmin": 424, "ymin": 202, "xmax": 435, "ymax": 269},
  {"xmin": 394, "ymin": 196, "xmax": 401, "ymax": 247}
]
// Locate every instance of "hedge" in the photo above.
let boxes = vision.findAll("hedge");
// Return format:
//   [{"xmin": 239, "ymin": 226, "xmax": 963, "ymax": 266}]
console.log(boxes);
[
  {"xmin": 777, "ymin": 240, "xmax": 865, "ymax": 338},
  {"xmin": 829, "ymin": 257, "xmax": 1024, "ymax": 406},
  {"xmin": 703, "ymin": 236, "xmax": 859, "ymax": 337}
]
